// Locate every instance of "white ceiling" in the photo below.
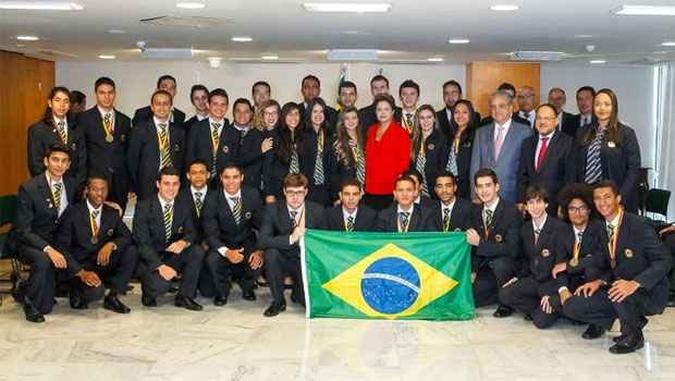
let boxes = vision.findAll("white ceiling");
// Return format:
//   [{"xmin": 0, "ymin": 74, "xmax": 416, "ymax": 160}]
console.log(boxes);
[{"xmin": 1, "ymin": 0, "xmax": 675, "ymax": 64}]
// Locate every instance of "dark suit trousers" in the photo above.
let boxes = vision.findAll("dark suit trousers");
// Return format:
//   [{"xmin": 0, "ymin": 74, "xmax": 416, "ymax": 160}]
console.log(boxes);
[
  {"xmin": 71, "ymin": 247, "xmax": 139, "ymax": 303},
  {"xmin": 499, "ymin": 277, "xmax": 561, "ymax": 328},
  {"xmin": 205, "ymin": 248, "xmax": 261, "ymax": 299},
  {"xmin": 264, "ymin": 248, "xmax": 303, "ymax": 305},
  {"xmin": 473, "ymin": 257, "xmax": 517, "ymax": 307},
  {"xmin": 16, "ymin": 245, "xmax": 65, "ymax": 314},
  {"xmin": 137, "ymin": 245, "xmax": 204, "ymax": 299}
]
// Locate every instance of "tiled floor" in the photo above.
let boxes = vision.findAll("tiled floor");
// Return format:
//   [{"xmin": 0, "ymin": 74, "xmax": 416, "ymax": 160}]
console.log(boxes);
[{"xmin": 0, "ymin": 288, "xmax": 674, "ymax": 381}]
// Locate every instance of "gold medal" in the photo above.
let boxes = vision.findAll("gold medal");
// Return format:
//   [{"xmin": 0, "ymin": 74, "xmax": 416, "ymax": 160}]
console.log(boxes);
[
  {"xmin": 569, "ymin": 257, "xmax": 579, "ymax": 267},
  {"xmin": 105, "ymin": 135, "xmax": 114, "ymax": 143},
  {"xmin": 222, "ymin": 145, "xmax": 229, "ymax": 154},
  {"xmin": 541, "ymin": 249, "xmax": 550, "ymax": 257},
  {"xmin": 625, "ymin": 248, "xmax": 633, "ymax": 258},
  {"xmin": 495, "ymin": 234, "xmax": 503, "ymax": 243},
  {"xmin": 91, "ymin": 237, "xmax": 98, "ymax": 245}
]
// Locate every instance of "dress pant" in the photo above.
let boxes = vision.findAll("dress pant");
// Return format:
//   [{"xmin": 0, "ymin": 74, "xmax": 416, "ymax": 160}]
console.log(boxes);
[
  {"xmin": 69, "ymin": 247, "xmax": 139, "ymax": 304},
  {"xmin": 205, "ymin": 247, "xmax": 262, "ymax": 299},
  {"xmin": 499, "ymin": 277, "xmax": 561, "ymax": 328},
  {"xmin": 135, "ymin": 245, "xmax": 204, "ymax": 299},
  {"xmin": 16, "ymin": 245, "xmax": 67, "ymax": 314},
  {"xmin": 473, "ymin": 257, "xmax": 517, "ymax": 307},
  {"xmin": 264, "ymin": 248, "xmax": 303, "ymax": 305}
]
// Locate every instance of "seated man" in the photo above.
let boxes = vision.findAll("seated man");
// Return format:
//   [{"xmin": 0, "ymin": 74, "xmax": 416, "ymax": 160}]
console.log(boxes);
[
  {"xmin": 202, "ymin": 164, "xmax": 264, "ymax": 305},
  {"xmin": 466, "ymin": 168, "xmax": 523, "ymax": 318},
  {"xmin": 403, "ymin": 168, "xmax": 436, "ymax": 210},
  {"xmin": 431, "ymin": 171, "xmax": 475, "ymax": 232},
  {"xmin": 131, "ymin": 166, "xmax": 204, "ymax": 311},
  {"xmin": 258, "ymin": 173, "xmax": 326, "ymax": 317},
  {"xmin": 13, "ymin": 144, "xmax": 77, "ymax": 323},
  {"xmin": 552, "ymin": 183, "xmax": 608, "ymax": 338},
  {"xmin": 376, "ymin": 176, "xmax": 435, "ymax": 233},
  {"xmin": 326, "ymin": 178, "xmax": 377, "ymax": 232},
  {"xmin": 499, "ymin": 185, "xmax": 565, "ymax": 328},
  {"xmin": 56, "ymin": 176, "xmax": 137, "ymax": 313},
  {"xmin": 563, "ymin": 181, "xmax": 672, "ymax": 354}
]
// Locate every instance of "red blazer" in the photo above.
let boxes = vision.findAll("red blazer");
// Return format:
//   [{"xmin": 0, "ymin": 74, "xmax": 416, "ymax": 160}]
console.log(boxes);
[{"xmin": 365, "ymin": 120, "xmax": 411, "ymax": 195}]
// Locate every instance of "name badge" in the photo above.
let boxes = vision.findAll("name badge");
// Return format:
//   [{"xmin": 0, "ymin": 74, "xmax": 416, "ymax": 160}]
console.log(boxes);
[
  {"xmin": 541, "ymin": 249, "xmax": 550, "ymax": 257},
  {"xmin": 222, "ymin": 145, "xmax": 229, "ymax": 154},
  {"xmin": 625, "ymin": 248, "xmax": 634, "ymax": 258},
  {"xmin": 106, "ymin": 228, "xmax": 114, "ymax": 237},
  {"xmin": 427, "ymin": 144, "xmax": 435, "ymax": 151},
  {"xmin": 495, "ymin": 234, "xmax": 503, "ymax": 243}
]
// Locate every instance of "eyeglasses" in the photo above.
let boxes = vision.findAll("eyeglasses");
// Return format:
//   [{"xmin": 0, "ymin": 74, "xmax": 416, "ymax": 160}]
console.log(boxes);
[
  {"xmin": 567, "ymin": 206, "xmax": 589, "ymax": 214},
  {"xmin": 286, "ymin": 190, "xmax": 306, "ymax": 197}
]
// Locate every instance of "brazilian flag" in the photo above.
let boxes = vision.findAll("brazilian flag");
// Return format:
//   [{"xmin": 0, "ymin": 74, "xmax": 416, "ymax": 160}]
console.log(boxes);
[{"xmin": 302, "ymin": 230, "xmax": 474, "ymax": 320}]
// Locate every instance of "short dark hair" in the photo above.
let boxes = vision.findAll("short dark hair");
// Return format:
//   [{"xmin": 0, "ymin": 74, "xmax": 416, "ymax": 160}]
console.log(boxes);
[
  {"xmin": 373, "ymin": 94, "xmax": 395, "ymax": 110},
  {"xmin": 190, "ymin": 84, "xmax": 209, "ymax": 102},
  {"xmin": 86, "ymin": 175, "xmax": 108, "ymax": 186},
  {"xmin": 233, "ymin": 97, "xmax": 253, "ymax": 111},
  {"xmin": 442, "ymin": 80, "xmax": 462, "ymax": 95},
  {"xmin": 593, "ymin": 180, "xmax": 620, "ymax": 196},
  {"xmin": 474, "ymin": 168, "xmax": 499, "ymax": 185},
  {"xmin": 525, "ymin": 185, "xmax": 549, "ymax": 203},
  {"xmin": 340, "ymin": 177, "xmax": 362, "ymax": 192},
  {"xmin": 208, "ymin": 88, "xmax": 229, "ymax": 104},
  {"xmin": 45, "ymin": 143, "xmax": 71, "ymax": 159},
  {"xmin": 576, "ymin": 85, "xmax": 596, "ymax": 97},
  {"xmin": 157, "ymin": 165, "xmax": 180, "ymax": 182},
  {"xmin": 403, "ymin": 168, "xmax": 423, "ymax": 183},
  {"xmin": 220, "ymin": 163, "xmax": 244, "ymax": 176},
  {"xmin": 339, "ymin": 81, "xmax": 357, "ymax": 94},
  {"xmin": 370, "ymin": 75, "xmax": 389, "ymax": 87},
  {"xmin": 252, "ymin": 81, "xmax": 271, "ymax": 94},
  {"xmin": 156, "ymin": 75, "xmax": 176, "ymax": 89},
  {"xmin": 187, "ymin": 159, "xmax": 208, "ymax": 172},
  {"xmin": 399, "ymin": 79, "xmax": 420, "ymax": 96},
  {"xmin": 151, "ymin": 89, "xmax": 173, "ymax": 105},
  {"xmin": 535, "ymin": 103, "xmax": 558, "ymax": 115},
  {"xmin": 497, "ymin": 82, "xmax": 516, "ymax": 95},
  {"xmin": 395, "ymin": 175, "xmax": 416, "ymax": 188},
  {"xmin": 95, "ymin": 76, "xmax": 116, "ymax": 91},
  {"xmin": 302, "ymin": 75, "xmax": 320, "ymax": 87},
  {"xmin": 284, "ymin": 173, "xmax": 309, "ymax": 189},
  {"xmin": 435, "ymin": 170, "xmax": 457, "ymax": 184},
  {"xmin": 70, "ymin": 90, "xmax": 86, "ymax": 104}
]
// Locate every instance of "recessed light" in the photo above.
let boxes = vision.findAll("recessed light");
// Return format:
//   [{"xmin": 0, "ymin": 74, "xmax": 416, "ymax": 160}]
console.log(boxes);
[
  {"xmin": 575, "ymin": 34, "xmax": 593, "ymax": 39},
  {"xmin": 98, "ymin": 55, "xmax": 116, "ymax": 60},
  {"xmin": 662, "ymin": 41, "xmax": 675, "ymax": 46},
  {"xmin": 0, "ymin": 1, "xmax": 83, "ymax": 10},
  {"xmin": 107, "ymin": 29, "xmax": 127, "ymax": 34},
  {"xmin": 614, "ymin": 5, "xmax": 675, "ymax": 16},
  {"xmin": 231, "ymin": 36, "xmax": 253, "ymax": 42},
  {"xmin": 302, "ymin": 2, "xmax": 392, "ymax": 13},
  {"xmin": 16, "ymin": 35, "xmax": 39, "ymax": 41},
  {"xmin": 448, "ymin": 39, "xmax": 470, "ymax": 44},
  {"xmin": 590, "ymin": 59, "xmax": 606, "ymax": 64},
  {"xmin": 427, "ymin": 57, "xmax": 444, "ymax": 62},
  {"xmin": 176, "ymin": 2, "xmax": 205, "ymax": 9},
  {"xmin": 489, "ymin": 4, "xmax": 519, "ymax": 11},
  {"xmin": 261, "ymin": 55, "xmax": 279, "ymax": 60}
]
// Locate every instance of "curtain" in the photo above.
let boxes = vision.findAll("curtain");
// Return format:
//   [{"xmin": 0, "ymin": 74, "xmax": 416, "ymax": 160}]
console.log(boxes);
[{"xmin": 654, "ymin": 63, "xmax": 675, "ymax": 220}]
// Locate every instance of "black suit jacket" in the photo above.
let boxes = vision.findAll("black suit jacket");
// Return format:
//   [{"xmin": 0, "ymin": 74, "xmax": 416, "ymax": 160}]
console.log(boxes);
[
  {"xmin": 258, "ymin": 201, "xmax": 326, "ymax": 256},
  {"xmin": 554, "ymin": 220, "xmax": 606, "ymax": 290},
  {"xmin": 132, "ymin": 196, "xmax": 196, "ymax": 269},
  {"xmin": 261, "ymin": 129, "xmax": 286, "ymax": 199},
  {"xmin": 132, "ymin": 105, "xmax": 185, "ymax": 128},
  {"xmin": 358, "ymin": 103, "xmax": 403, "ymax": 140},
  {"xmin": 470, "ymin": 199, "xmax": 522, "ymax": 268},
  {"xmin": 325, "ymin": 204, "xmax": 377, "ymax": 232},
  {"xmin": 185, "ymin": 118, "xmax": 239, "ymax": 183},
  {"xmin": 127, "ymin": 119, "xmax": 186, "ymax": 199},
  {"xmin": 561, "ymin": 113, "xmax": 592, "ymax": 139},
  {"xmin": 519, "ymin": 216, "xmax": 564, "ymax": 284},
  {"xmin": 238, "ymin": 128, "xmax": 265, "ymax": 189},
  {"xmin": 27, "ymin": 119, "xmax": 86, "ymax": 185},
  {"xmin": 177, "ymin": 187, "xmax": 208, "ymax": 244},
  {"xmin": 56, "ymin": 201, "xmax": 132, "ymax": 274},
  {"xmin": 78, "ymin": 107, "xmax": 131, "ymax": 187},
  {"xmin": 14, "ymin": 174, "xmax": 77, "ymax": 251},
  {"xmin": 430, "ymin": 198, "xmax": 475, "ymax": 232},
  {"xmin": 411, "ymin": 129, "xmax": 447, "ymax": 194},
  {"xmin": 443, "ymin": 126, "xmax": 475, "ymax": 199},
  {"xmin": 301, "ymin": 127, "xmax": 337, "ymax": 189},
  {"xmin": 436, "ymin": 108, "xmax": 482, "ymax": 138},
  {"xmin": 572, "ymin": 122, "xmax": 642, "ymax": 212},
  {"xmin": 376, "ymin": 204, "xmax": 434, "ymax": 232},
  {"xmin": 517, "ymin": 131, "xmax": 574, "ymax": 211},
  {"xmin": 202, "ymin": 186, "xmax": 262, "ymax": 252},
  {"xmin": 300, "ymin": 102, "xmax": 338, "ymax": 137}
]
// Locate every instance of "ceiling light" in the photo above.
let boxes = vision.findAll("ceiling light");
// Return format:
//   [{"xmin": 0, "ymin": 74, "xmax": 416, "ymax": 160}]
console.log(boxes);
[
  {"xmin": 208, "ymin": 57, "xmax": 222, "ymax": 68},
  {"xmin": 0, "ymin": 1, "xmax": 83, "ymax": 10},
  {"xmin": 302, "ymin": 2, "xmax": 392, "ymax": 13},
  {"xmin": 16, "ymin": 35, "xmax": 39, "ymax": 41},
  {"xmin": 427, "ymin": 57, "xmax": 444, "ymax": 62},
  {"xmin": 261, "ymin": 55, "xmax": 279, "ymax": 60},
  {"xmin": 107, "ymin": 29, "xmax": 127, "ymax": 34},
  {"xmin": 574, "ymin": 34, "xmax": 593, "ymax": 39},
  {"xmin": 176, "ymin": 2, "xmax": 205, "ymax": 9},
  {"xmin": 231, "ymin": 36, "xmax": 253, "ymax": 42},
  {"xmin": 448, "ymin": 39, "xmax": 470, "ymax": 44},
  {"xmin": 489, "ymin": 4, "xmax": 519, "ymax": 11},
  {"xmin": 614, "ymin": 5, "xmax": 675, "ymax": 16},
  {"xmin": 98, "ymin": 55, "xmax": 116, "ymax": 60},
  {"xmin": 661, "ymin": 41, "xmax": 675, "ymax": 46},
  {"xmin": 590, "ymin": 59, "xmax": 606, "ymax": 64}
]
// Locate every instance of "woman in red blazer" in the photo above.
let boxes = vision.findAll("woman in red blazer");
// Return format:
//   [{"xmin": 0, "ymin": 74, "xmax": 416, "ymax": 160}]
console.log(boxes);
[{"xmin": 364, "ymin": 94, "xmax": 411, "ymax": 210}]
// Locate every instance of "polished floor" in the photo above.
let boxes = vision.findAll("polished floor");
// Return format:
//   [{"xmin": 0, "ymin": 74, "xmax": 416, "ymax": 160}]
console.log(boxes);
[{"xmin": 0, "ymin": 287, "xmax": 674, "ymax": 381}]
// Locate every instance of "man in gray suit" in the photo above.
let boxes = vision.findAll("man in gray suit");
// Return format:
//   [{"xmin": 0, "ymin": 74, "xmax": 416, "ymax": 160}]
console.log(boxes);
[{"xmin": 470, "ymin": 90, "xmax": 532, "ymax": 204}]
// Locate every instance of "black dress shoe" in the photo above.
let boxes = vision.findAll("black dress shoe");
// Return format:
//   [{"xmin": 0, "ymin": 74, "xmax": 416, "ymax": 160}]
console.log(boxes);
[
  {"xmin": 582, "ymin": 324, "xmax": 606, "ymax": 339},
  {"xmin": 493, "ymin": 304, "xmax": 513, "ymax": 318},
  {"xmin": 263, "ymin": 302, "xmax": 287, "ymax": 317},
  {"xmin": 612, "ymin": 334, "xmax": 627, "ymax": 343},
  {"xmin": 22, "ymin": 298, "xmax": 45, "ymax": 323},
  {"xmin": 242, "ymin": 288, "xmax": 256, "ymax": 301},
  {"xmin": 214, "ymin": 296, "xmax": 228, "ymax": 306},
  {"xmin": 168, "ymin": 283, "xmax": 180, "ymax": 294},
  {"xmin": 104, "ymin": 295, "xmax": 131, "ymax": 314},
  {"xmin": 141, "ymin": 294, "xmax": 157, "ymax": 307},
  {"xmin": 69, "ymin": 292, "xmax": 88, "ymax": 310},
  {"xmin": 523, "ymin": 314, "xmax": 533, "ymax": 321},
  {"xmin": 609, "ymin": 332, "xmax": 644, "ymax": 354},
  {"xmin": 175, "ymin": 295, "xmax": 203, "ymax": 311}
]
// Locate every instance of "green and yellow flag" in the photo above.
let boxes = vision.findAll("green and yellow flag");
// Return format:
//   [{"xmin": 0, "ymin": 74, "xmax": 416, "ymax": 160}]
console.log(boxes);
[{"xmin": 302, "ymin": 230, "xmax": 474, "ymax": 320}]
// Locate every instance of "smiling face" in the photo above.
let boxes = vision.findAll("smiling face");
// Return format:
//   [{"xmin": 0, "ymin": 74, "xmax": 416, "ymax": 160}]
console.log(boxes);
[
  {"xmin": 96, "ymin": 84, "xmax": 116, "ymax": 110},
  {"xmin": 593, "ymin": 186, "xmax": 621, "ymax": 220},
  {"xmin": 340, "ymin": 184, "xmax": 362, "ymax": 211},
  {"xmin": 375, "ymin": 100, "xmax": 393, "ymax": 124},
  {"xmin": 490, "ymin": 94, "xmax": 513, "ymax": 125},
  {"xmin": 371, "ymin": 79, "xmax": 389, "ymax": 98},
  {"xmin": 48, "ymin": 90, "xmax": 70, "ymax": 119},
  {"xmin": 577, "ymin": 89, "xmax": 594, "ymax": 115},
  {"xmin": 221, "ymin": 167, "xmax": 243, "ymax": 195},
  {"xmin": 400, "ymin": 87, "xmax": 419, "ymax": 110},
  {"xmin": 252, "ymin": 84, "xmax": 270, "ymax": 107},
  {"xmin": 263, "ymin": 105, "xmax": 279, "ymax": 129},
  {"xmin": 285, "ymin": 108, "xmax": 301, "ymax": 130},
  {"xmin": 394, "ymin": 179, "xmax": 416, "ymax": 208},
  {"xmin": 434, "ymin": 176, "xmax": 457, "ymax": 204},
  {"xmin": 191, "ymin": 89, "xmax": 209, "ymax": 114},
  {"xmin": 233, "ymin": 102, "xmax": 253, "ymax": 126},
  {"xmin": 44, "ymin": 151, "xmax": 71, "ymax": 180},
  {"xmin": 475, "ymin": 176, "xmax": 499, "ymax": 204},
  {"xmin": 567, "ymin": 198, "xmax": 590, "ymax": 227},
  {"xmin": 310, "ymin": 103, "xmax": 325, "ymax": 127},
  {"xmin": 418, "ymin": 109, "xmax": 435, "ymax": 134},
  {"xmin": 157, "ymin": 174, "xmax": 180, "ymax": 201},
  {"xmin": 158, "ymin": 78, "xmax": 177, "ymax": 98},
  {"xmin": 339, "ymin": 87, "xmax": 357, "ymax": 108},
  {"xmin": 342, "ymin": 110, "xmax": 359, "ymax": 132},
  {"xmin": 535, "ymin": 106, "xmax": 557, "ymax": 136},
  {"xmin": 526, "ymin": 196, "xmax": 548, "ymax": 220},
  {"xmin": 151, "ymin": 92, "xmax": 172, "ymax": 121},
  {"xmin": 443, "ymin": 84, "xmax": 461, "ymax": 108},
  {"xmin": 208, "ymin": 95, "xmax": 228, "ymax": 121},
  {"xmin": 593, "ymin": 92, "xmax": 613, "ymax": 124},
  {"xmin": 86, "ymin": 178, "xmax": 108, "ymax": 208},
  {"xmin": 453, "ymin": 102, "xmax": 471, "ymax": 127}
]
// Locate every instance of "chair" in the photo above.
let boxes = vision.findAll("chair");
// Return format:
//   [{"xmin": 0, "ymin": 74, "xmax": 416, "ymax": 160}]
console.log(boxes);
[
  {"xmin": 0, "ymin": 195, "xmax": 22, "ymax": 302},
  {"xmin": 645, "ymin": 189, "xmax": 671, "ymax": 222}
]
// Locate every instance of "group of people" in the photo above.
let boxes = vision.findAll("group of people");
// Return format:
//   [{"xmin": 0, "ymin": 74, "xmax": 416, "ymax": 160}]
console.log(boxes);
[{"xmin": 10, "ymin": 72, "xmax": 673, "ymax": 355}]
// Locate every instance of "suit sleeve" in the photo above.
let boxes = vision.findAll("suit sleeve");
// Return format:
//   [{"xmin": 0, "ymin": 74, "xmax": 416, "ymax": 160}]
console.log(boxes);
[
  {"xmin": 469, "ymin": 132, "xmax": 481, "ymax": 199},
  {"xmin": 517, "ymin": 143, "xmax": 530, "ymax": 204},
  {"xmin": 619, "ymin": 128, "xmax": 642, "ymax": 203},
  {"xmin": 112, "ymin": 214, "xmax": 132, "ymax": 253},
  {"xmin": 202, "ymin": 195, "xmax": 224, "ymax": 251},
  {"xmin": 74, "ymin": 126, "xmax": 87, "ymax": 185},
  {"xmin": 27, "ymin": 126, "xmax": 45, "ymax": 177},
  {"xmin": 634, "ymin": 221, "xmax": 672, "ymax": 290},
  {"xmin": 15, "ymin": 184, "xmax": 49, "ymax": 251},
  {"xmin": 258, "ymin": 205, "xmax": 293, "ymax": 250},
  {"xmin": 126, "ymin": 125, "xmax": 143, "ymax": 193},
  {"xmin": 132, "ymin": 202, "xmax": 162, "ymax": 269},
  {"xmin": 54, "ymin": 207, "xmax": 82, "ymax": 275},
  {"xmin": 475, "ymin": 212, "xmax": 521, "ymax": 259}
]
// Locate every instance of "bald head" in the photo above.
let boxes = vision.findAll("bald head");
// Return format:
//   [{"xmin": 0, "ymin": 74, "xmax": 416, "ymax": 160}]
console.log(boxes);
[{"xmin": 547, "ymin": 87, "xmax": 566, "ymax": 113}]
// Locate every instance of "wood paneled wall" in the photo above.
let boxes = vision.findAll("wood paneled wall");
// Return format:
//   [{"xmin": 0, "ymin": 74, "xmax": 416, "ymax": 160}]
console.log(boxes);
[
  {"xmin": 465, "ymin": 61, "xmax": 540, "ymax": 117},
  {"xmin": 0, "ymin": 50, "xmax": 54, "ymax": 196}
]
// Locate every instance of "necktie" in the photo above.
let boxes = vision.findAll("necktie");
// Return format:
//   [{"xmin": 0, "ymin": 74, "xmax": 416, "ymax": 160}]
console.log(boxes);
[
  {"xmin": 415, "ymin": 147, "xmax": 429, "ymax": 196},
  {"xmin": 484, "ymin": 208, "xmax": 493, "ymax": 231},
  {"xmin": 158, "ymin": 123, "xmax": 171, "ymax": 169},
  {"xmin": 56, "ymin": 121, "xmax": 67, "ymax": 144},
  {"xmin": 211, "ymin": 122, "xmax": 221, "ymax": 178},
  {"xmin": 313, "ymin": 131, "xmax": 325, "ymax": 185},
  {"xmin": 494, "ymin": 125, "xmax": 505, "ymax": 161},
  {"xmin": 238, "ymin": 128, "xmax": 247, "ymax": 146},
  {"xmin": 442, "ymin": 207, "xmax": 451, "ymax": 232},
  {"xmin": 163, "ymin": 202, "xmax": 173, "ymax": 240},
  {"xmin": 353, "ymin": 143, "xmax": 366, "ymax": 186},
  {"xmin": 607, "ymin": 223, "xmax": 616, "ymax": 267},
  {"xmin": 194, "ymin": 192, "xmax": 203, "ymax": 217},
  {"xmin": 398, "ymin": 211, "xmax": 410, "ymax": 233},
  {"xmin": 574, "ymin": 231, "xmax": 583, "ymax": 260},
  {"xmin": 346, "ymin": 215, "xmax": 355, "ymax": 232},
  {"xmin": 52, "ymin": 182, "xmax": 62, "ymax": 212},
  {"xmin": 289, "ymin": 148, "xmax": 300, "ymax": 174},
  {"xmin": 536, "ymin": 136, "xmax": 549, "ymax": 171},
  {"xmin": 91, "ymin": 209, "xmax": 100, "ymax": 238},
  {"xmin": 404, "ymin": 113, "xmax": 414, "ymax": 133},
  {"xmin": 103, "ymin": 112, "xmax": 113, "ymax": 135},
  {"xmin": 584, "ymin": 128, "xmax": 605, "ymax": 184},
  {"xmin": 534, "ymin": 227, "xmax": 541, "ymax": 245},
  {"xmin": 446, "ymin": 144, "xmax": 458, "ymax": 176},
  {"xmin": 230, "ymin": 197, "xmax": 242, "ymax": 224},
  {"xmin": 290, "ymin": 210, "xmax": 298, "ymax": 228}
]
